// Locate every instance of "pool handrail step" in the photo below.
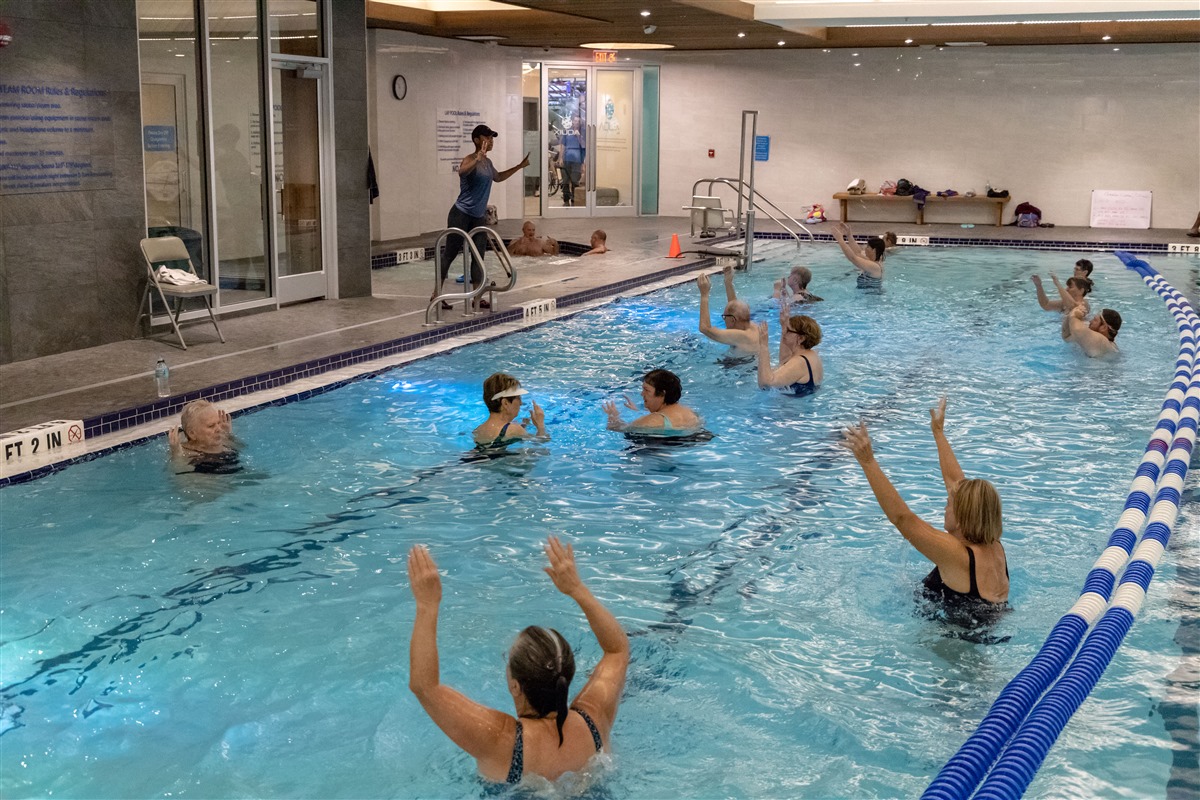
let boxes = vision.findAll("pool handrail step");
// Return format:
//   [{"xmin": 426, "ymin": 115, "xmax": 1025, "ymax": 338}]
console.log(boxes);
[{"xmin": 426, "ymin": 226, "xmax": 517, "ymax": 326}]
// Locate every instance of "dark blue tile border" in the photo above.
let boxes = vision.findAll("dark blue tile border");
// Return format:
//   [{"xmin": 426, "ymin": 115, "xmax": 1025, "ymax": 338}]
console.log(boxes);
[
  {"xmin": 1, "ymin": 254, "xmax": 715, "ymax": 487},
  {"xmin": 742, "ymin": 230, "xmax": 1172, "ymax": 254}
]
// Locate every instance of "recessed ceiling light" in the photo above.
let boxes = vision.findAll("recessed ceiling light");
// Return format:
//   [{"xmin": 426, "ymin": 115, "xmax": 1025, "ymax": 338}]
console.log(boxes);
[
  {"xmin": 737, "ymin": 32, "xmax": 746, "ymax": 38},
  {"xmin": 778, "ymin": 40, "xmax": 786, "ymax": 46},
  {"xmin": 854, "ymin": 63, "xmax": 861, "ymax": 67},
  {"xmin": 640, "ymin": 10, "xmax": 650, "ymax": 17},
  {"xmin": 822, "ymin": 49, "xmax": 830, "ymax": 53},
  {"xmin": 904, "ymin": 38, "xmax": 913, "ymax": 44},
  {"xmin": 1102, "ymin": 35, "xmax": 1112, "ymax": 41},
  {"xmin": 1113, "ymin": 47, "xmax": 1120, "ymax": 51},
  {"xmin": 852, "ymin": 52, "xmax": 859, "ymax": 56}
]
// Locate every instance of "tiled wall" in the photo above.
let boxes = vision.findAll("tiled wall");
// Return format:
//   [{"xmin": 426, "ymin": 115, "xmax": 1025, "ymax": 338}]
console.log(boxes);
[{"xmin": 0, "ymin": 1, "xmax": 146, "ymax": 364}]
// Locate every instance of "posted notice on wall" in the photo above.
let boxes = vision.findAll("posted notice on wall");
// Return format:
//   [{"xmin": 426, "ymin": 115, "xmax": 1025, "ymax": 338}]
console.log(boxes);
[
  {"xmin": 436, "ymin": 108, "xmax": 483, "ymax": 174},
  {"xmin": 0, "ymin": 82, "xmax": 115, "ymax": 195},
  {"xmin": 1090, "ymin": 190, "xmax": 1152, "ymax": 229}
]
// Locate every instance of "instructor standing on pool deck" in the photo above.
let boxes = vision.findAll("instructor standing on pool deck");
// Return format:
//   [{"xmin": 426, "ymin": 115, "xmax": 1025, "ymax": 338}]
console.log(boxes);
[{"xmin": 433, "ymin": 124, "xmax": 529, "ymax": 310}]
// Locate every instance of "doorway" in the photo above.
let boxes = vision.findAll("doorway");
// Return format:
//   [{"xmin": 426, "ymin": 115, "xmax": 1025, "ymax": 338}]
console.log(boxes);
[
  {"xmin": 271, "ymin": 62, "xmax": 331, "ymax": 304},
  {"xmin": 542, "ymin": 64, "xmax": 640, "ymax": 219}
]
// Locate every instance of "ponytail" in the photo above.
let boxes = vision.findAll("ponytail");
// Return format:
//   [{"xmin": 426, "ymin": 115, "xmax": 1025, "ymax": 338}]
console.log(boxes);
[
  {"xmin": 508, "ymin": 626, "xmax": 577, "ymax": 747},
  {"xmin": 554, "ymin": 674, "xmax": 570, "ymax": 746}
]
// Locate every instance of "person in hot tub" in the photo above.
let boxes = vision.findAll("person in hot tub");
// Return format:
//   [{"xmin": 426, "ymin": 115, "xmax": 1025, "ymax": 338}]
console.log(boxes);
[
  {"xmin": 602, "ymin": 369, "xmax": 700, "ymax": 433},
  {"xmin": 507, "ymin": 220, "xmax": 559, "ymax": 257},
  {"xmin": 473, "ymin": 372, "xmax": 547, "ymax": 447}
]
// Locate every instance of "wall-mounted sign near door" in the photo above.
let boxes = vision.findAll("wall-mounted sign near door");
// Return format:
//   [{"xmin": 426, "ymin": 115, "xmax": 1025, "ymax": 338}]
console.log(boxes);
[{"xmin": 392, "ymin": 75, "xmax": 407, "ymax": 101}]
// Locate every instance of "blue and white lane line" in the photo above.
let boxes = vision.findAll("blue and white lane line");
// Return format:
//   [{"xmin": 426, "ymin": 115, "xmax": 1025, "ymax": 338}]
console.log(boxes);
[{"xmin": 923, "ymin": 254, "xmax": 1200, "ymax": 800}]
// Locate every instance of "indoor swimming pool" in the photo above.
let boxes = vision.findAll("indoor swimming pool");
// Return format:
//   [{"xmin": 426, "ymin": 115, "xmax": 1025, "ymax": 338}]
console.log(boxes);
[{"xmin": 1, "ymin": 244, "xmax": 1197, "ymax": 798}]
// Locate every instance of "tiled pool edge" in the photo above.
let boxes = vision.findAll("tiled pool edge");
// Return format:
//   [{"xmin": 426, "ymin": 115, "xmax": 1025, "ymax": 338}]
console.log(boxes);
[{"xmin": 0, "ymin": 256, "xmax": 717, "ymax": 487}]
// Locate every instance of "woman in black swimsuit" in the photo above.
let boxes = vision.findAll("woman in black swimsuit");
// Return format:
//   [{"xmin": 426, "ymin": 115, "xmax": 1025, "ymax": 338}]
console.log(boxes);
[
  {"xmin": 840, "ymin": 398, "xmax": 1009, "ymax": 609},
  {"xmin": 407, "ymin": 536, "xmax": 629, "ymax": 784},
  {"xmin": 472, "ymin": 372, "xmax": 547, "ymax": 447}
]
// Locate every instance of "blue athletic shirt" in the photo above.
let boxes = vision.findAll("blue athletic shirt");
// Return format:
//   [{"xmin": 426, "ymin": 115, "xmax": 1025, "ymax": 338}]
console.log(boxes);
[{"xmin": 454, "ymin": 158, "xmax": 498, "ymax": 218}]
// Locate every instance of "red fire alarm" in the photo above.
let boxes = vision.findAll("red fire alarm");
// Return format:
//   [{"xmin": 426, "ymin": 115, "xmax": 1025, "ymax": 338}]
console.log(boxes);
[{"xmin": 707, "ymin": 149, "xmax": 715, "ymax": 158}]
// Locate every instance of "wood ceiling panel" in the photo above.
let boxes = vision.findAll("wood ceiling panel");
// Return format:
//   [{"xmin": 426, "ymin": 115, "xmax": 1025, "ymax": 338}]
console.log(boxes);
[{"xmin": 366, "ymin": 0, "xmax": 1200, "ymax": 50}]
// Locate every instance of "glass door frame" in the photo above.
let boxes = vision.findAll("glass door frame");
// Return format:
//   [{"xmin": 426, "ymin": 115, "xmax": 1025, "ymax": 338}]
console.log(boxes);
[
  {"xmin": 541, "ymin": 62, "xmax": 642, "ymax": 220},
  {"xmin": 264, "ymin": 0, "xmax": 337, "ymax": 304}
]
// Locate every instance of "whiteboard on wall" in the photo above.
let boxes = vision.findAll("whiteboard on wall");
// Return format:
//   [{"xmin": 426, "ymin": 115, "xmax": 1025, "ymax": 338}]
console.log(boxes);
[{"xmin": 1090, "ymin": 190, "xmax": 1152, "ymax": 229}]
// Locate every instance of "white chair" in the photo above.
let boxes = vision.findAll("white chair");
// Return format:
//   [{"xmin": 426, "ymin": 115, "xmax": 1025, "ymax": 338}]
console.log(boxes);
[
  {"xmin": 136, "ymin": 236, "xmax": 225, "ymax": 350},
  {"xmin": 683, "ymin": 195, "xmax": 735, "ymax": 238}
]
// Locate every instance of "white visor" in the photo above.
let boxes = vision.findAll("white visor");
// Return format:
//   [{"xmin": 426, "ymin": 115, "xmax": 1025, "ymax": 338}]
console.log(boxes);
[{"xmin": 491, "ymin": 387, "xmax": 529, "ymax": 401}]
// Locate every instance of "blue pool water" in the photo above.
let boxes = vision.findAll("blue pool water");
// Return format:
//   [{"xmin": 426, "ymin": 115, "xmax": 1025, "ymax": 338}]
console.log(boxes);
[{"xmin": 2, "ymin": 245, "xmax": 1197, "ymax": 798}]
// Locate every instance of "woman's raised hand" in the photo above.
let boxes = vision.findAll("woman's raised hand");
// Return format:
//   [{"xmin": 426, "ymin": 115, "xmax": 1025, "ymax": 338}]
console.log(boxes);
[
  {"xmin": 757, "ymin": 320, "xmax": 770, "ymax": 347},
  {"xmin": 929, "ymin": 396, "xmax": 947, "ymax": 435},
  {"xmin": 840, "ymin": 421, "xmax": 875, "ymax": 462},
  {"xmin": 622, "ymin": 393, "xmax": 638, "ymax": 412},
  {"xmin": 407, "ymin": 545, "xmax": 443, "ymax": 607},
  {"xmin": 544, "ymin": 535, "xmax": 584, "ymax": 598},
  {"xmin": 529, "ymin": 400, "xmax": 545, "ymax": 427}
]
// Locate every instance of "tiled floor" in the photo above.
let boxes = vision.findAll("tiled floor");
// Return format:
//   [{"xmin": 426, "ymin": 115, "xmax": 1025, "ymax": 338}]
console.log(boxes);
[{"xmin": 1, "ymin": 215, "xmax": 1194, "ymax": 481}]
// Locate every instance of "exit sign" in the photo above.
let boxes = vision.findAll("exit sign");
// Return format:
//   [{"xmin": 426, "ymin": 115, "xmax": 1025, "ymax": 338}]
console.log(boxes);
[{"xmin": 593, "ymin": 50, "xmax": 617, "ymax": 63}]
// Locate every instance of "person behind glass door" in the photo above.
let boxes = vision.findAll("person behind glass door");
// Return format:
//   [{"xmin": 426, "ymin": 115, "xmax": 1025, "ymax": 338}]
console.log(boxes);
[
  {"xmin": 556, "ymin": 114, "xmax": 585, "ymax": 207},
  {"xmin": 432, "ymin": 124, "xmax": 529, "ymax": 311}
]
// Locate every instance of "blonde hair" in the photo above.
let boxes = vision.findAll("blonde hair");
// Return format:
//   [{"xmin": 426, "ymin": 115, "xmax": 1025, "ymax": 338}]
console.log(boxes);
[
  {"xmin": 787, "ymin": 315, "xmax": 822, "ymax": 348},
  {"xmin": 179, "ymin": 400, "xmax": 215, "ymax": 438},
  {"xmin": 952, "ymin": 479, "xmax": 1003, "ymax": 544}
]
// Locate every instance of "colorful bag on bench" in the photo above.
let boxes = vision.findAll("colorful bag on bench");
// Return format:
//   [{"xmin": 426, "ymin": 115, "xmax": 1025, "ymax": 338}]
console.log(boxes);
[
  {"xmin": 879, "ymin": 180, "xmax": 897, "ymax": 196},
  {"xmin": 1014, "ymin": 201, "xmax": 1041, "ymax": 227}
]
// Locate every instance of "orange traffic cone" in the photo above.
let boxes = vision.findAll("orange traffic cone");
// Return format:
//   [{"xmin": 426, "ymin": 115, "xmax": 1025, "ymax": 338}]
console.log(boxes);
[{"xmin": 666, "ymin": 233, "xmax": 684, "ymax": 258}]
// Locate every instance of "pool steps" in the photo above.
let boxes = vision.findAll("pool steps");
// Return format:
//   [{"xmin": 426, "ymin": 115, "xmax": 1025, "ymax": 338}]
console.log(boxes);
[{"xmin": 923, "ymin": 253, "xmax": 1199, "ymax": 799}]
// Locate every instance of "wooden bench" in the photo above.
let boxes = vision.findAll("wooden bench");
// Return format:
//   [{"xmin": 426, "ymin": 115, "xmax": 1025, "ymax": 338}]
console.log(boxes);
[{"xmin": 833, "ymin": 192, "xmax": 1010, "ymax": 227}]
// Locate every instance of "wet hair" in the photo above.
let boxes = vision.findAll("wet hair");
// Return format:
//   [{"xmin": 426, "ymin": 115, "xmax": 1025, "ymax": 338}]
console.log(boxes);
[
  {"xmin": 591, "ymin": 229, "xmax": 607, "ymax": 243},
  {"xmin": 508, "ymin": 626, "xmax": 575, "ymax": 746},
  {"xmin": 786, "ymin": 315, "xmax": 823, "ymax": 348},
  {"xmin": 789, "ymin": 266, "xmax": 813, "ymax": 290},
  {"xmin": 884, "ymin": 232, "xmax": 898, "ymax": 247},
  {"xmin": 952, "ymin": 479, "xmax": 1003, "ymax": 545},
  {"xmin": 724, "ymin": 299, "xmax": 751, "ymax": 324},
  {"xmin": 1066, "ymin": 277, "xmax": 1093, "ymax": 297},
  {"xmin": 1075, "ymin": 259, "xmax": 1094, "ymax": 276},
  {"xmin": 644, "ymin": 369, "xmax": 682, "ymax": 405},
  {"xmin": 180, "ymin": 400, "xmax": 216, "ymax": 438},
  {"xmin": 865, "ymin": 237, "xmax": 886, "ymax": 260},
  {"xmin": 1100, "ymin": 308, "xmax": 1122, "ymax": 340},
  {"xmin": 483, "ymin": 372, "xmax": 521, "ymax": 413}
]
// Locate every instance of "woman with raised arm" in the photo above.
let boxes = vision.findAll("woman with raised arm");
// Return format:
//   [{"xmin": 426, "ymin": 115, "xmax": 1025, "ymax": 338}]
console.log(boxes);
[
  {"xmin": 407, "ymin": 536, "xmax": 629, "ymax": 785},
  {"xmin": 755, "ymin": 317, "xmax": 823, "ymax": 397},
  {"xmin": 840, "ymin": 398, "xmax": 1009, "ymax": 611}
]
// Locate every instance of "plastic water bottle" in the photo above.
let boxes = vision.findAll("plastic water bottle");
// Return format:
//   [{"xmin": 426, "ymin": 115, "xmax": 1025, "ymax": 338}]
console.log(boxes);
[{"xmin": 154, "ymin": 358, "xmax": 170, "ymax": 398}]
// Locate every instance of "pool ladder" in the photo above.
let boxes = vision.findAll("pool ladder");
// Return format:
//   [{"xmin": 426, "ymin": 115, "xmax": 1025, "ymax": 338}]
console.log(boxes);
[{"xmin": 426, "ymin": 226, "xmax": 517, "ymax": 326}]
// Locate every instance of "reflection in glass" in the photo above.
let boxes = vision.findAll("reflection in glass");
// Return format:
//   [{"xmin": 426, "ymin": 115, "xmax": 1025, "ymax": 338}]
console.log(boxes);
[
  {"xmin": 268, "ymin": 0, "xmax": 322, "ymax": 58},
  {"xmin": 547, "ymin": 67, "xmax": 587, "ymax": 210},
  {"xmin": 521, "ymin": 63, "xmax": 541, "ymax": 217},
  {"xmin": 594, "ymin": 70, "xmax": 634, "ymax": 208},
  {"xmin": 207, "ymin": 0, "xmax": 269, "ymax": 304},
  {"xmin": 272, "ymin": 66, "xmax": 323, "ymax": 279},
  {"xmin": 137, "ymin": 0, "xmax": 210, "ymax": 285}
]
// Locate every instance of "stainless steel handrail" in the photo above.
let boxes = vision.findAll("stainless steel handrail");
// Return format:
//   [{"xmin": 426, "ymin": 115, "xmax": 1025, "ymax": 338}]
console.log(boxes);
[
  {"xmin": 690, "ymin": 177, "xmax": 814, "ymax": 246},
  {"xmin": 426, "ymin": 226, "xmax": 517, "ymax": 326}
]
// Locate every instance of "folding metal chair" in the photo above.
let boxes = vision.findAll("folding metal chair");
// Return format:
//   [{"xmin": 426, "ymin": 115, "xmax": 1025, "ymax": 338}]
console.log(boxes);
[{"xmin": 136, "ymin": 236, "xmax": 225, "ymax": 350}]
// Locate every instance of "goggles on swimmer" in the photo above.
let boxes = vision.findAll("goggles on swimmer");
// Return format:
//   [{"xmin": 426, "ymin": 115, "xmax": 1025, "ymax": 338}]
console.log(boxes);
[{"xmin": 491, "ymin": 387, "xmax": 529, "ymax": 401}]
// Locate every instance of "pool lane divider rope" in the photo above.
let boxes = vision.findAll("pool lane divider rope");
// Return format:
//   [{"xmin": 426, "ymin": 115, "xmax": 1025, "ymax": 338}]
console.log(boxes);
[{"xmin": 922, "ymin": 252, "xmax": 1200, "ymax": 800}]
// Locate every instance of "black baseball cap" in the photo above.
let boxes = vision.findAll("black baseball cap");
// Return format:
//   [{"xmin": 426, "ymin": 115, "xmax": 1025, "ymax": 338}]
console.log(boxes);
[{"xmin": 471, "ymin": 124, "xmax": 498, "ymax": 139}]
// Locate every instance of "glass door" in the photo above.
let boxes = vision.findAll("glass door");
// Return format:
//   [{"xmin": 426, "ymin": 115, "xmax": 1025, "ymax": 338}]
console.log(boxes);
[
  {"xmin": 543, "ymin": 64, "xmax": 639, "ymax": 218},
  {"xmin": 270, "ymin": 62, "xmax": 329, "ymax": 304}
]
